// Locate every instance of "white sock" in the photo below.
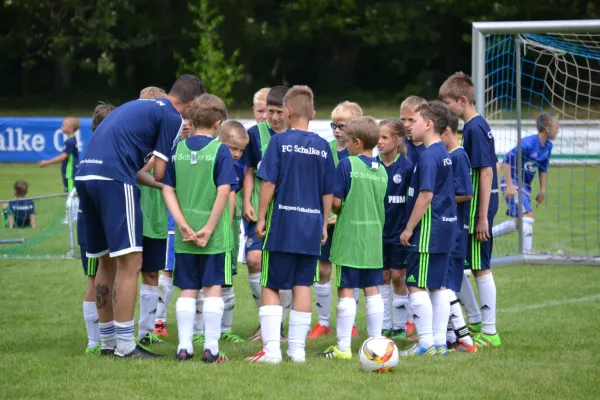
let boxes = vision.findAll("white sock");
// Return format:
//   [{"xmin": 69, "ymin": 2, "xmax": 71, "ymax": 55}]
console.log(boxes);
[
  {"xmin": 476, "ymin": 273, "xmax": 497, "ymax": 335},
  {"xmin": 138, "ymin": 284, "xmax": 158, "ymax": 340},
  {"xmin": 446, "ymin": 321, "xmax": 457, "ymax": 343},
  {"xmin": 365, "ymin": 294, "xmax": 384, "ymax": 338},
  {"xmin": 176, "ymin": 297, "xmax": 196, "ymax": 354},
  {"xmin": 392, "ymin": 294, "xmax": 408, "ymax": 330},
  {"xmin": 353, "ymin": 288, "xmax": 359, "ymax": 305},
  {"xmin": 430, "ymin": 291, "xmax": 451, "ymax": 347},
  {"xmin": 248, "ymin": 272, "xmax": 262, "ymax": 309},
  {"xmin": 156, "ymin": 275, "xmax": 174, "ymax": 324},
  {"xmin": 114, "ymin": 320, "xmax": 136, "ymax": 355},
  {"xmin": 221, "ymin": 286, "xmax": 235, "ymax": 333},
  {"xmin": 98, "ymin": 321, "xmax": 116, "ymax": 350},
  {"xmin": 409, "ymin": 291, "xmax": 433, "ymax": 349},
  {"xmin": 446, "ymin": 290, "xmax": 473, "ymax": 345},
  {"xmin": 458, "ymin": 274, "xmax": 482, "ymax": 324},
  {"xmin": 259, "ymin": 305, "xmax": 282, "ymax": 357},
  {"xmin": 194, "ymin": 290, "xmax": 205, "ymax": 335},
  {"xmin": 287, "ymin": 310, "xmax": 311, "ymax": 361},
  {"xmin": 280, "ymin": 290, "xmax": 292, "ymax": 324},
  {"xmin": 203, "ymin": 296, "xmax": 224, "ymax": 354},
  {"xmin": 336, "ymin": 297, "xmax": 356, "ymax": 352},
  {"xmin": 523, "ymin": 217, "xmax": 534, "ymax": 254},
  {"xmin": 378, "ymin": 285, "xmax": 392, "ymax": 330},
  {"xmin": 314, "ymin": 282, "xmax": 332, "ymax": 327},
  {"xmin": 492, "ymin": 219, "xmax": 517, "ymax": 237},
  {"xmin": 83, "ymin": 301, "xmax": 100, "ymax": 348},
  {"xmin": 406, "ymin": 299, "xmax": 414, "ymax": 324}
]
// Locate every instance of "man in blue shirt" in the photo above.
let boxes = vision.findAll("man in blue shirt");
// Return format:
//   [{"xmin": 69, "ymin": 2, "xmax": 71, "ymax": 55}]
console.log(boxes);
[{"xmin": 75, "ymin": 74, "xmax": 205, "ymax": 359}]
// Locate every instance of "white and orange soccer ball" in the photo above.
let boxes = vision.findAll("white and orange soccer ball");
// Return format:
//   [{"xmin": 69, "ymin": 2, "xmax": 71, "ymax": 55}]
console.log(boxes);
[{"xmin": 359, "ymin": 337, "xmax": 399, "ymax": 373}]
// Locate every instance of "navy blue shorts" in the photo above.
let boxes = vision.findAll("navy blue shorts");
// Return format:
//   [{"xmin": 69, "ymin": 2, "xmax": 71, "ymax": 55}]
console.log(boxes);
[
  {"xmin": 318, "ymin": 226, "xmax": 335, "ymax": 261},
  {"xmin": 261, "ymin": 251, "xmax": 318, "ymax": 290},
  {"xmin": 80, "ymin": 245, "xmax": 98, "ymax": 276},
  {"xmin": 406, "ymin": 252, "xmax": 449, "ymax": 289},
  {"xmin": 383, "ymin": 243, "xmax": 408, "ymax": 270},
  {"xmin": 165, "ymin": 234, "xmax": 175, "ymax": 272},
  {"xmin": 466, "ymin": 229, "xmax": 493, "ymax": 271},
  {"xmin": 141, "ymin": 236, "xmax": 167, "ymax": 273},
  {"xmin": 336, "ymin": 265, "xmax": 384, "ymax": 289},
  {"xmin": 173, "ymin": 252, "xmax": 233, "ymax": 290},
  {"xmin": 75, "ymin": 180, "xmax": 143, "ymax": 258},
  {"xmin": 502, "ymin": 186, "xmax": 532, "ymax": 218},
  {"xmin": 245, "ymin": 222, "xmax": 263, "ymax": 253},
  {"xmin": 445, "ymin": 257, "xmax": 465, "ymax": 292}
]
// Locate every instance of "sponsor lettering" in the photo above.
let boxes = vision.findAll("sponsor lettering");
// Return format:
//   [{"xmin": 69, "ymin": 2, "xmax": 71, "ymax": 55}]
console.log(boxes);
[
  {"xmin": 278, "ymin": 204, "xmax": 320, "ymax": 214},
  {"xmin": 442, "ymin": 216, "xmax": 458, "ymax": 222},
  {"xmin": 388, "ymin": 195, "xmax": 406, "ymax": 204},
  {"xmin": 350, "ymin": 171, "xmax": 386, "ymax": 182},
  {"xmin": 281, "ymin": 145, "xmax": 328, "ymax": 159}
]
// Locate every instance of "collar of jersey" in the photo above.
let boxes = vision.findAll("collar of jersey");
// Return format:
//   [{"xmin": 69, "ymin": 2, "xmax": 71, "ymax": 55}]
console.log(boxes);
[{"xmin": 465, "ymin": 114, "xmax": 480, "ymax": 125}]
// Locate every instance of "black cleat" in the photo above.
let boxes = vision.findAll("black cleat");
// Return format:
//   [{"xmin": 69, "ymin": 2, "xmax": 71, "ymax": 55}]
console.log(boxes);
[
  {"xmin": 202, "ymin": 349, "xmax": 230, "ymax": 363},
  {"xmin": 115, "ymin": 344, "xmax": 165, "ymax": 359},
  {"xmin": 100, "ymin": 347, "xmax": 115, "ymax": 357},
  {"xmin": 138, "ymin": 333, "xmax": 166, "ymax": 346},
  {"xmin": 175, "ymin": 349, "xmax": 193, "ymax": 361}
]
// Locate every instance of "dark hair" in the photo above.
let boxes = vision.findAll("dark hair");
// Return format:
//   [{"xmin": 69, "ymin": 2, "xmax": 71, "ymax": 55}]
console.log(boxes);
[
  {"xmin": 169, "ymin": 74, "xmax": 206, "ymax": 103},
  {"xmin": 417, "ymin": 101, "xmax": 450, "ymax": 134},
  {"xmin": 92, "ymin": 102, "xmax": 116, "ymax": 131},
  {"xmin": 447, "ymin": 109, "xmax": 459, "ymax": 134},
  {"xmin": 379, "ymin": 118, "xmax": 407, "ymax": 156},
  {"xmin": 14, "ymin": 180, "xmax": 28, "ymax": 197},
  {"xmin": 266, "ymin": 86, "xmax": 289, "ymax": 108}
]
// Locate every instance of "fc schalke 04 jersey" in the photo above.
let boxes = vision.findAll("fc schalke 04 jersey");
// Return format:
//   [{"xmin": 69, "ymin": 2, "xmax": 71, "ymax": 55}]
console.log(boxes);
[
  {"xmin": 501, "ymin": 134, "xmax": 553, "ymax": 193},
  {"xmin": 379, "ymin": 155, "xmax": 413, "ymax": 244},
  {"xmin": 448, "ymin": 147, "xmax": 473, "ymax": 259}
]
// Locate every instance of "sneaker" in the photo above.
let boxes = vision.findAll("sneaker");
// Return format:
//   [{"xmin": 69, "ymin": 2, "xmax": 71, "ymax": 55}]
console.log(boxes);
[
  {"xmin": 202, "ymin": 349, "xmax": 230, "ymax": 363},
  {"xmin": 399, "ymin": 343, "xmax": 436, "ymax": 356},
  {"xmin": 154, "ymin": 320, "xmax": 168, "ymax": 337},
  {"xmin": 245, "ymin": 347, "xmax": 282, "ymax": 364},
  {"xmin": 406, "ymin": 321, "xmax": 416, "ymax": 336},
  {"xmin": 285, "ymin": 351, "xmax": 305, "ymax": 363},
  {"xmin": 381, "ymin": 329, "xmax": 392, "ymax": 337},
  {"xmin": 114, "ymin": 344, "xmax": 165, "ymax": 359},
  {"xmin": 280, "ymin": 329, "xmax": 287, "ymax": 342},
  {"xmin": 85, "ymin": 344, "xmax": 101, "ymax": 355},
  {"xmin": 193, "ymin": 334, "xmax": 205, "ymax": 346},
  {"xmin": 320, "ymin": 345, "xmax": 352, "ymax": 360},
  {"xmin": 351, "ymin": 325, "xmax": 359, "ymax": 338},
  {"xmin": 220, "ymin": 331, "xmax": 245, "ymax": 344},
  {"xmin": 307, "ymin": 323, "xmax": 332, "ymax": 339},
  {"xmin": 248, "ymin": 325, "xmax": 262, "ymax": 342},
  {"xmin": 434, "ymin": 344, "xmax": 449, "ymax": 356},
  {"xmin": 473, "ymin": 332, "xmax": 501, "ymax": 349},
  {"xmin": 468, "ymin": 322, "xmax": 482, "ymax": 335},
  {"xmin": 139, "ymin": 333, "xmax": 166, "ymax": 346},
  {"xmin": 451, "ymin": 338, "xmax": 477, "ymax": 353},
  {"xmin": 175, "ymin": 349, "xmax": 193, "ymax": 361},
  {"xmin": 390, "ymin": 329, "xmax": 407, "ymax": 341},
  {"xmin": 100, "ymin": 347, "xmax": 115, "ymax": 357}
]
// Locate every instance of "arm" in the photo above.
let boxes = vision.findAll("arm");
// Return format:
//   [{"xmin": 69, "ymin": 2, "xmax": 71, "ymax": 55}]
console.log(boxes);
[
  {"xmin": 229, "ymin": 191, "xmax": 236, "ymax": 225},
  {"xmin": 137, "ymin": 171, "xmax": 163, "ymax": 189},
  {"xmin": 39, "ymin": 152, "xmax": 68, "ymax": 167},
  {"xmin": 162, "ymin": 185, "xmax": 195, "ymax": 241},
  {"xmin": 502, "ymin": 162, "xmax": 516, "ymax": 199},
  {"xmin": 242, "ymin": 167, "xmax": 256, "ymax": 221},
  {"xmin": 536, "ymin": 172, "xmax": 548, "ymax": 206},
  {"xmin": 195, "ymin": 185, "xmax": 231, "ymax": 246},
  {"xmin": 476, "ymin": 167, "xmax": 493, "ymax": 241},
  {"xmin": 142, "ymin": 156, "xmax": 155, "ymax": 173},
  {"xmin": 29, "ymin": 214, "xmax": 36, "ymax": 229},
  {"xmin": 8, "ymin": 215, "xmax": 14, "ymax": 229},
  {"xmin": 321, "ymin": 193, "xmax": 333, "ymax": 245},
  {"xmin": 153, "ymin": 158, "xmax": 167, "ymax": 183},
  {"xmin": 456, "ymin": 195, "xmax": 473, "ymax": 203},
  {"xmin": 400, "ymin": 191, "xmax": 433, "ymax": 246},
  {"xmin": 332, "ymin": 197, "xmax": 342, "ymax": 214}
]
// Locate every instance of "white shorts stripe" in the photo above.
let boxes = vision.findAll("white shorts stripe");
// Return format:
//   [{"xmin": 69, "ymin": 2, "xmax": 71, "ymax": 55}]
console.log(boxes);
[
  {"xmin": 124, "ymin": 184, "xmax": 134, "ymax": 248},
  {"xmin": 130, "ymin": 184, "xmax": 137, "ymax": 247}
]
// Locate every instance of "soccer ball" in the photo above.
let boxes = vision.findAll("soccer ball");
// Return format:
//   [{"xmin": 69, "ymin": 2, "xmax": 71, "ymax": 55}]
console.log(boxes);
[{"xmin": 359, "ymin": 337, "xmax": 399, "ymax": 373}]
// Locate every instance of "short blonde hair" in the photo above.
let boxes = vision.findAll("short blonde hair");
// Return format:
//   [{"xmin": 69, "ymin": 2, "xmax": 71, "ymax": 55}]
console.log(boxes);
[
  {"xmin": 331, "ymin": 101, "xmax": 363, "ymax": 122},
  {"xmin": 400, "ymin": 96, "xmax": 426, "ymax": 113},
  {"xmin": 189, "ymin": 94, "xmax": 228, "ymax": 129},
  {"xmin": 346, "ymin": 116, "xmax": 379, "ymax": 149},
  {"xmin": 439, "ymin": 72, "xmax": 476, "ymax": 105},
  {"xmin": 220, "ymin": 120, "xmax": 249, "ymax": 145},
  {"xmin": 283, "ymin": 85, "xmax": 314, "ymax": 120},
  {"xmin": 253, "ymin": 88, "xmax": 270, "ymax": 105},
  {"xmin": 63, "ymin": 117, "xmax": 80, "ymax": 132},
  {"xmin": 139, "ymin": 86, "xmax": 167, "ymax": 100}
]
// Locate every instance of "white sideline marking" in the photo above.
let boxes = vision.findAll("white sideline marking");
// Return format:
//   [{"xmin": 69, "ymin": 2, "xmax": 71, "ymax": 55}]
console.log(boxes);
[{"xmin": 499, "ymin": 294, "xmax": 600, "ymax": 313}]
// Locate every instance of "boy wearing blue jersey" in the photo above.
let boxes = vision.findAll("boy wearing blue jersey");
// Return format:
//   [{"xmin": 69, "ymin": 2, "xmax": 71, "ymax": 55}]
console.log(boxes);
[
  {"xmin": 440, "ymin": 109, "xmax": 477, "ymax": 353},
  {"xmin": 253, "ymin": 88, "xmax": 270, "ymax": 123},
  {"xmin": 6, "ymin": 180, "xmax": 36, "ymax": 229},
  {"xmin": 245, "ymin": 86, "xmax": 334, "ymax": 363},
  {"xmin": 401, "ymin": 96, "xmax": 427, "ymax": 166},
  {"xmin": 40, "ymin": 117, "xmax": 80, "ymax": 193},
  {"xmin": 440, "ymin": 72, "xmax": 501, "ymax": 348},
  {"xmin": 400, "ymin": 102, "xmax": 456, "ymax": 356},
  {"xmin": 163, "ymin": 94, "xmax": 237, "ymax": 362},
  {"xmin": 377, "ymin": 119, "xmax": 414, "ymax": 340},
  {"xmin": 493, "ymin": 113, "xmax": 559, "ymax": 254}
]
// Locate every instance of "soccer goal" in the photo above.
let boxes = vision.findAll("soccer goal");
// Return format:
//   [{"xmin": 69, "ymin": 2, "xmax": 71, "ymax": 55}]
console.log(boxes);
[{"xmin": 472, "ymin": 20, "xmax": 600, "ymax": 266}]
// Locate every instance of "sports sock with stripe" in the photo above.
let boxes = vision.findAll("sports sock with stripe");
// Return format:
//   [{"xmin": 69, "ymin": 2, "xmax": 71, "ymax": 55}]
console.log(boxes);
[
  {"xmin": 176, "ymin": 297, "xmax": 196, "ymax": 354},
  {"xmin": 259, "ymin": 305, "xmax": 282, "ymax": 356},
  {"xmin": 430, "ymin": 290, "xmax": 450, "ymax": 347},
  {"xmin": 458, "ymin": 274, "xmax": 482, "ymax": 324},
  {"xmin": 83, "ymin": 301, "xmax": 100, "ymax": 349},
  {"xmin": 365, "ymin": 294, "xmax": 384, "ymax": 337},
  {"xmin": 409, "ymin": 291, "xmax": 433, "ymax": 349},
  {"xmin": 203, "ymin": 296, "xmax": 224, "ymax": 354},
  {"xmin": 287, "ymin": 310, "xmax": 311, "ymax": 360},
  {"xmin": 248, "ymin": 272, "xmax": 262, "ymax": 309},
  {"xmin": 492, "ymin": 219, "xmax": 517, "ymax": 237},
  {"xmin": 314, "ymin": 282, "xmax": 332, "ymax": 327},
  {"xmin": 98, "ymin": 321, "xmax": 116, "ymax": 350},
  {"xmin": 194, "ymin": 290, "xmax": 204, "ymax": 335},
  {"xmin": 475, "ymin": 273, "xmax": 497, "ymax": 335},
  {"xmin": 447, "ymin": 289, "xmax": 473, "ymax": 345},
  {"xmin": 138, "ymin": 284, "xmax": 158, "ymax": 340},
  {"xmin": 336, "ymin": 297, "xmax": 356, "ymax": 352},
  {"xmin": 115, "ymin": 320, "xmax": 136, "ymax": 355},
  {"xmin": 155, "ymin": 274, "xmax": 173, "ymax": 325},
  {"xmin": 378, "ymin": 285, "xmax": 392, "ymax": 330},
  {"xmin": 221, "ymin": 286, "xmax": 235, "ymax": 333},
  {"xmin": 392, "ymin": 294, "xmax": 408, "ymax": 330}
]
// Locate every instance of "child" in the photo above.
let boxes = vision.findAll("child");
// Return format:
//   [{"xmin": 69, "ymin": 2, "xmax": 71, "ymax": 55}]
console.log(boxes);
[
  {"xmin": 399, "ymin": 101, "xmax": 456, "ymax": 356},
  {"xmin": 252, "ymin": 87, "xmax": 270, "ymax": 124},
  {"xmin": 40, "ymin": 117, "xmax": 80, "ymax": 193},
  {"xmin": 6, "ymin": 180, "xmax": 36, "ymax": 229},
  {"xmin": 241, "ymin": 86, "xmax": 292, "ymax": 342},
  {"xmin": 493, "ymin": 112, "xmax": 558, "ymax": 254},
  {"xmin": 162, "ymin": 93, "xmax": 237, "ymax": 362},
  {"xmin": 322, "ymin": 116, "xmax": 387, "ymax": 360},
  {"xmin": 245, "ymin": 85, "xmax": 334, "ymax": 363},
  {"xmin": 439, "ymin": 107, "xmax": 476, "ymax": 353},
  {"xmin": 376, "ymin": 118, "xmax": 414, "ymax": 340},
  {"xmin": 440, "ymin": 72, "xmax": 501, "ymax": 348},
  {"xmin": 400, "ymin": 96, "xmax": 427, "ymax": 165},
  {"xmin": 309, "ymin": 101, "xmax": 362, "ymax": 340}
]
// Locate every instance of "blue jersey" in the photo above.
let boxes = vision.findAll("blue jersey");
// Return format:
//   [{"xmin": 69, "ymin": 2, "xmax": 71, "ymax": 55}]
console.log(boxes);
[
  {"xmin": 406, "ymin": 141, "xmax": 456, "ymax": 253},
  {"xmin": 241, "ymin": 123, "xmax": 277, "ymax": 169},
  {"xmin": 337, "ymin": 147, "xmax": 350, "ymax": 162},
  {"xmin": 378, "ymin": 155, "xmax": 413, "ymax": 244},
  {"xmin": 405, "ymin": 136, "xmax": 425, "ymax": 165},
  {"xmin": 8, "ymin": 199, "xmax": 35, "ymax": 228},
  {"xmin": 77, "ymin": 98, "xmax": 183, "ymax": 185},
  {"xmin": 501, "ymin": 134, "xmax": 552, "ymax": 193},
  {"xmin": 233, "ymin": 163, "xmax": 244, "ymax": 193},
  {"xmin": 257, "ymin": 129, "xmax": 335, "ymax": 256},
  {"xmin": 61, "ymin": 136, "xmax": 79, "ymax": 182},
  {"xmin": 77, "ymin": 205, "xmax": 85, "ymax": 246},
  {"xmin": 461, "ymin": 115, "xmax": 499, "ymax": 225},
  {"xmin": 449, "ymin": 147, "xmax": 473, "ymax": 258}
]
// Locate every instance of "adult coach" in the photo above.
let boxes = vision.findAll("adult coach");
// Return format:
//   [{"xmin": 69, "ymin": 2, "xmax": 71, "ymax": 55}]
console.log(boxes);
[{"xmin": 75, "ymin": 75, "xmax": 206, "ymax": 358}]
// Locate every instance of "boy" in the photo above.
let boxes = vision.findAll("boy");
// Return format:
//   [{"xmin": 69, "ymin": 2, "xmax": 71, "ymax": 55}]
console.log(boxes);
[
  {"xmin": 162, "ymin": 94, "xmax": 237, "ymax": 362},
  {"xmin": 40, "ymin": 117, "xmax": 80, "ymax": 193},
  {"xmin": 245, "ymin": 85, "xmax": 334, "ymax": 363},
  {"xmin": 321, "ymin": 116, "xmax": 386, "ymax": 360},
  {"xmin": 253, "ymin": 87, "xmax": 270, "ymax": 123},
  {"xmin": 241, "ymin": 86, "xmax": 292, "ymax": 341},
  {"xmin": 6, "ymin": 180, "xmax": 36, "ymax": 229},
  {"xmin": 309, "ymin": 101, "xmax": 363, "ymax": 339},
  {"xmin": 399, "ymin": 101, "xmax": 456, "ymax": 356},
  {"xmin": 400, "ymin": 96, "xmax": 427, "ymax": 165},
  {"xmin": 493, "ymin": 112, "xmax": 559, "ymax": 254},
  {"xmin": 439, "ymin": 108, "xmax": 477, "ymax": 352},
  {"xmin": 440, "ymin": 72, "xmax": 501, "ymax": 348}
]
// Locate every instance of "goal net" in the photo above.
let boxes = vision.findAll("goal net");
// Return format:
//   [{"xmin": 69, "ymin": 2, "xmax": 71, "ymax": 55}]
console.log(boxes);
[{"xmin": 473, "ymin": 21, "xmax": 600, "ymax": 265}]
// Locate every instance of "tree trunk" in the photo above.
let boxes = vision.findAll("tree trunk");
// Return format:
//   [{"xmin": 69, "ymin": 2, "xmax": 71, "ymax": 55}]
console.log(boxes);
[{"xmin": 54, "ymin": 58, "xmax": 72, "ymax": 92}]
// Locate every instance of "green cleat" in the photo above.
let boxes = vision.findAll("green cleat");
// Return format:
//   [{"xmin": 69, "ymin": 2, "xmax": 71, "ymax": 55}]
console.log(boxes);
[
  {"xmin": 193, "ymin": 334, "xmax": 205, "ymax": 346},
  {"xmin": 138, "ymin": 333, "xmax": 166, "ymax": 346},
  {"xmin": 381, "ymin": 329, "xmax": 392, "ymax": 337},
  {"xmin": 85, "ymin": 344, "xmax": 101, "ymax": 355},
  {"xmin": 390, "ymin": 329, "xmax": 407, "ymax": 341},
  {"xmin": 220, "ymin": 331, "xmax": 245, "ymax": 344},
  {"xmin": 320, "ymin": 345, "xmax": 352, "ymax": 360},
  {"xmin": 468, "ymin": 322, "xmax": 482, "ymax": 334},
  {"xmin": 473, "ymin": 332, "xmax": 502, "ymax": 349}
]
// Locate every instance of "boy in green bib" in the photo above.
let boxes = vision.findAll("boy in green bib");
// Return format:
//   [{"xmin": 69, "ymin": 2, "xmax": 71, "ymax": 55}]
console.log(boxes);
[
  {"xmin": 162, "ymin": 94, "xmax": 238, "ymax": 362},
  {"xmin": 321, "ymin": 117, "xmax": 387, "ymax": 360}
]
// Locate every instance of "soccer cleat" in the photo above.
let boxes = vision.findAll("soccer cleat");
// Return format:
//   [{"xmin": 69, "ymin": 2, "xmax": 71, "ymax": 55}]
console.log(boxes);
[
  {"xmin": 351, "ymin": 325, "xmax": 359, "ymax": 338},
  {"xmin": 248, "ymin": 325, "xmax": 262, "ymax": 342},
  {"xmin": 406, "ymin": 321, "xmax": 419, "ymax": 341},
  {"xmin": 390, "ymin": 329, "xmax": 407, "ymax": 341},
  {"xmin": 450, "ymin": 338, "xmax": 478, "ymax": 353},
  {"xmin": 468, "ymin": 322, "xmax": 482, "ymax": 334},
  {"xmin": 381, "ymin": 329, "xmax": 392, "ymax": 337},
  {"xmin": 153, "ymin": 320, "xmax": 168, "ymax": 337},
  {"xmin": 280, "ymin": 329, "xmax": 287, "ymax": 342},
  {"xmin": 320, "ymin": 345, "xmax": 352, "ymax": 360},
  {"xmin": 473, "ymin": 332, "xmax": 502, "ymax": 349},
  {"xmin": 245, "ymin": 347, "xmax": 282, "ymax": 364},
  {"xmin": 285, "ymin": 351, "xmax": 306, "ymax": 363},
  {"xmin": 192, "ymin": 334, "xmax": 205, "ymax": 346},
  {"xmin": 114, "ymin": 344, "xmax": 165, "ymax": 359},
  {"xmin": 139, "ymin": 333, "xmax": 166, "ymax": 346},
  {"xmin": 399, "ymin": 343, "xmax": 436, "ymax": 356},
  {"xmin": 202, "ymin": 349, "xmax": 230, "ymax": 363},
  {"xmin": 434, "ymin": 344, "xmax": 449, "ymax": 356},
  {"xmin": 85, "ymin": 344, "xmax": 101, "ymax": 355},
  {"xmin": 307, "ymin": 323, "xmax": 332, "ymax": 339},
  {"xmin": 175, "ymin": 349, "xmax": 193, "ymax": 361},
  {"xmin": 220, "ymin": 331, "xmax": 245, "ymax": 344}
]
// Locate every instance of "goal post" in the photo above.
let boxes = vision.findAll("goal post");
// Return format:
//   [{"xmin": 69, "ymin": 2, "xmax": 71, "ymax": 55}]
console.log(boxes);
[{"xmin": 472, "ymin": 20, "xmax": 600, "ymax": 266}]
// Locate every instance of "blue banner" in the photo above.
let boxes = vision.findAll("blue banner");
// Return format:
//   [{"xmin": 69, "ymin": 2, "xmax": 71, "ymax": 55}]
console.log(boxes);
[{"xmin": 0, "ymin": 117, "xmax": 93, "ymax": 162}]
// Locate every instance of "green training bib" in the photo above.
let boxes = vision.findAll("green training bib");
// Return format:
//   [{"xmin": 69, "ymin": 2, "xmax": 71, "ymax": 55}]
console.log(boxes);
[
  {"xmin": 140, "ymin": 169, "xmax": 168, "ymax": 239},
  {"xmin": 250, "ymin": 121, "xmax": 272, "ymax": 215}
]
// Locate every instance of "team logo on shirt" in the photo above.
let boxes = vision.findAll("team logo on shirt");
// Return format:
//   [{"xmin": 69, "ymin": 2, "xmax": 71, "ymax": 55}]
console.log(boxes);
[
  {"xmin": 531, "ymin": 152, "xmax": 538, "ymax": 158},
  {"xmin": 524, "ymin": 161, "xmax": 537, "ymax": 173},
  {"xmin": 487, "ymin": 130, "xmax": 494, "ymax": 138},
  {"xmin": 393, "ymin": 174, "xmax": 402, "ymax": 184}
]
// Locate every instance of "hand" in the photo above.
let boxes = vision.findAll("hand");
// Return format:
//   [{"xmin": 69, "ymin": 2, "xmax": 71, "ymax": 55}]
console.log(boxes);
[
  {"xmin": 179, "ymin": 224, "xmax": 196, "ymax": 242},
  {"xmin": 321, "ymin": 225, "xmax": 328, "ymax": 245},
  {"xmin": 327, "ymin": 215, "xmax": 337, "ymax": 225},
  {"xmin": 243, "ymin": 202, "xmax": 257, "ymax": 222},
  {"xmin": 194, "ymin": 227, "xmax": 213, "ymax": 247},
  {"xmin": 39, "ymin": 161, "xmax": 48, "ymax": 168},
  {"xmin": 255, "ymin": 218, "xmax": 266, "ymax": 239},
  {"xmin": 535, "ymin": 190, "xmax": 546, "ymax": 207},
  {"xmin": 475, "ymin": 218, "xmax": 490, "ymax": 242},
  {"xmin": 400, "ymin": 228, "xmax": 413, "ymax": 247},
  {"xmin": 505, "ymin": 184, "xmax": 516, "ymax": 200}
]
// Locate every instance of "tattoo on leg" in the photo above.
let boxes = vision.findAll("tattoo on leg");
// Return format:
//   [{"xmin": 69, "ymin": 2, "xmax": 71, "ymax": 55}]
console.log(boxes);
[
  {"xmin": 95, "ymin": 284, "xmax": 109, "ymax": 309},
  {"xmin": 112, "ymin": 281, "xmax": 118, "ymax": 306}
]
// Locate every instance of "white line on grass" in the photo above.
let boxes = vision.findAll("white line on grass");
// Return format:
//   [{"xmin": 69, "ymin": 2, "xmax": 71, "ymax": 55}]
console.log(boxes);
[{"xmin": 499, "ymin": 294, "xmax": 600, "ymax": 313}]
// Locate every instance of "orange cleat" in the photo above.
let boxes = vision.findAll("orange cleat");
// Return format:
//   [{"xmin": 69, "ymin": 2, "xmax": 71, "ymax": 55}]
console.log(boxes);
[
  {"xmin": 307, "ymin": 323, "xmax": 332, "ymax": 339},
  {"xmin": 406, "ymin": 321, "xmax": 419, "ymax": 341},
  {"xmin": 351, "ymin": 324, "xmax": 359, "ymax": 338},
  {"xmin": 153, "ymin": 320, "xmax": 168, "ymax": 337},
  {"xmin": 450, "ymin": 338, "xmax": 478, "ymax": 353}
]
